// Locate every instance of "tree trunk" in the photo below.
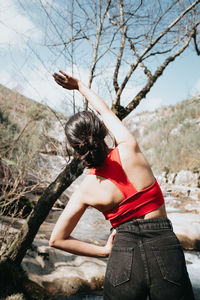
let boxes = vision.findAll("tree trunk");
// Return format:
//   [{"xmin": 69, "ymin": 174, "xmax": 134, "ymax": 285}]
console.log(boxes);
[
  {"xmin": 0, "ymin": 158, "xmax": 84, "ymax": 265},
  {"xmin": 0, "ymin": 105, "xmax": 122, "ymax": 267}
]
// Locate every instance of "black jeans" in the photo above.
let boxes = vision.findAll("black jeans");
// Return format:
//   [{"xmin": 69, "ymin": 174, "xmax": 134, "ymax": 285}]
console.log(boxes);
[{"xmin": 104, "ymin": 218, "xmax": 195, "ymax": 300}]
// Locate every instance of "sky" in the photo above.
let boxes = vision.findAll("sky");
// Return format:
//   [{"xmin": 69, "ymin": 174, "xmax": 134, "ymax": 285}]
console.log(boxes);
[
  {"xmin": 0, "ymin": 0, "xmax": 200, "ymax": 117},
  {"xmin": 133, "ymin": 48, "xmax": 200, "ymax": 114}
]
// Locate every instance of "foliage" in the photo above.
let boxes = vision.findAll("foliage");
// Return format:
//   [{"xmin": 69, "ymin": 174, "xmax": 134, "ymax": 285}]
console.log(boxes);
[
  {"xmin": 5, "ymin": 294, "xmax": 26, "ymax": 300},
  {"xmin": 138, "ymin": 97, "xmax": 200, "ymax": 173},
  {"xmin": 0, "ymin": 85, "xmax": 67, "ymax": 220}
]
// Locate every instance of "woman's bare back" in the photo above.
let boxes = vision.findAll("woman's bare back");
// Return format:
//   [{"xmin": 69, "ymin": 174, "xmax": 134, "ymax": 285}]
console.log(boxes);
[{"xmin": 80, "ymin": 142, "xmax": 167, "ymax": 219}]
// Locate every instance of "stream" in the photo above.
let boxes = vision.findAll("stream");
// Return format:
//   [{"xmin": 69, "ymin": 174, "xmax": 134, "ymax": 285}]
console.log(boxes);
[
  {"xmin": 52, "ymin": 250, "xmax": 200, "ymax": 300},
  {"xmin": 1, "ymin": 190, "xmax": 198, "ymax": 299}
]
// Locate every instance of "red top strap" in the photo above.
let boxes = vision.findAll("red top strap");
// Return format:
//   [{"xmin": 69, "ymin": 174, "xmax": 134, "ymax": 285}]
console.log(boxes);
[
  {"xmin": 88, "ymin": 147, "xmax": 164, "ymax": 227},
  {"xmin": 88, "ymin": 147, "xmax": 137, "ymax": 199},
  {"xmin": 103, "ymin": 179, "xmax": 164, "ymax": 227}
]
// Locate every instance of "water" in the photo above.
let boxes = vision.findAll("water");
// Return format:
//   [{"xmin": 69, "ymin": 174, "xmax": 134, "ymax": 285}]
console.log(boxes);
[
  {"xmin": 185, "ymin": 251, "xmax": 200, "ymax": 300},
  {"xmin": 51, "ymin": 251, "xmax": 200, "ymax": 300},
  {"xmin": 53, "ymin": 251, "xmax": 200, "ymax": 300},
  {"xmin": 46, "ymin": 194, "xmax": 200, "ymax": 300},
  {"xmin": 45, "ymin": 207, "xmax": 111, "ymax": 244}
]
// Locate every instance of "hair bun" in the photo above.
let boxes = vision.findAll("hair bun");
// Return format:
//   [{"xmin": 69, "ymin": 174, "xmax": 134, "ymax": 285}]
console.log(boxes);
[{"xmin": 65, "ymin": 110, "xmax": 108, "ymax": 168}]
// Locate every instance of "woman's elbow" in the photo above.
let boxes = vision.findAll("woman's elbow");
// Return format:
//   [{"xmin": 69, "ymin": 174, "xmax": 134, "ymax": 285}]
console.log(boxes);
[
  {"xmin": 49, "ymin": 238, "xmax": 56, "ymax": 247},
  {"xmin": 49, "ymin": 236, "xmax": 69, "ymax": 248},
  {"xmin": 49, "ymin": 236, "xmax": 60, "ymax": 247}
]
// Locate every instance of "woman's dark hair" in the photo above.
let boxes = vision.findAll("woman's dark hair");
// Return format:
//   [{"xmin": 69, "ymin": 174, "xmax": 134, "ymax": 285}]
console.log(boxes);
[{"xmin": 65, "ymin": 111, "xmax": 108, "ymax": 168}]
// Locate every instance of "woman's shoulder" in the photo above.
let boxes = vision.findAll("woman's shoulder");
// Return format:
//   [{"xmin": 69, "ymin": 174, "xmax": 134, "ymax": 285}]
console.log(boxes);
[
  {"xmin": 116, "ymin": 141, "xmax": 141, "ymax": 162},
  {"xmin": 107, "ymin": 142, "xmax": 139, "ymax": 162},
  {"xmin": 79, "ymin": 172, "xmax": 106, "ymax": 197},
  {"xmin": 88, "ymin": 143, "xmax": 139, "ymax": 179},
  {"xmin": 79, "ymin": 172, "xmax": 118, "ymax": 209}
]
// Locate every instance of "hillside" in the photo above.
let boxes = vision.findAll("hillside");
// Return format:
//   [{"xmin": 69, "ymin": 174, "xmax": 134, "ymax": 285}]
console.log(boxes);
[
  {"xmin": 0, "ymin": 84, "xmax": 69, "ymax": 215},
  {"xmin": 1, "ymin": 84, "xmax": 199, "ymax": 175},
  {"xmin": 124, "ymin": 96, "xmax": 200, "ymax": 174},
  {"xmin": 0, "ymin": 84, "xmax": 68, "ymax": 161},
  {"xmin": 0, "ymin": 84, "xmax": 199, "ymax": 215}
]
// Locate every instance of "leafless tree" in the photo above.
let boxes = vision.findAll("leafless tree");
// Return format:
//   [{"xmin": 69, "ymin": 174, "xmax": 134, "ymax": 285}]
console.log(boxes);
[
  {"xmin": 0, "ymin": 1, "xmax": 199, "ymax": 293},
  {"xmin": 27, "ymin": 0, "xmax": 200, "ymax": 117}
]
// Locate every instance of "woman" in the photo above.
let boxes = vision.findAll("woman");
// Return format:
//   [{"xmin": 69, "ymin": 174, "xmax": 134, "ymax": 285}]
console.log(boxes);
[{"xmin": 50, "ymin": 70, "xmax": 194, "ymax": 300}]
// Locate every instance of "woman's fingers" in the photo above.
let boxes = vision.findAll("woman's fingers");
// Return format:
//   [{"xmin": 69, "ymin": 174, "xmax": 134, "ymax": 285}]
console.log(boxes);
[
  {"xmin": 110, "ymin": 229, "xmax": 117, "ymax": 240},
  {"xmin": 53, "ymin": 70, "xmax": 78, "ymax": 90},
  {"xmin": 53, "ymin": 73, "xmax": 66, "ymax": 81},
  {"xmin": 54, "ymin": 79, "xmax": 64, "ymax": 87},
  {"xmin": 53, "ymin": 73, "xmax": 69, "ymax": 87},
  {"xmin": 53, "ymin": 77, "xmax": 64, "ymax": 86},
  {"xmin": 54, "ymin": 76, "xmax": 65, "ymax": 84},
  {"xmin": 108, "ymin": 229, "xmax": 116, "ymax": 245},
  {"xmin": 104, "ymin": 229, "xmax": 116, "ymax": 255},
  {"xmin": 59, "ymin": 70, "xmax": 68, "ymax": 77}
]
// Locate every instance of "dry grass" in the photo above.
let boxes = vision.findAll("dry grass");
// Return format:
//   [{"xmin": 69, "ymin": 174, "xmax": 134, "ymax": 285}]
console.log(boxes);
[
  {"xmin": 5, "ymin": 293, "xmax": 26, "ymax": 300},
  {"xmin": 129, "ymin": 96, "xmax": 200, "ymax": 174},
  {"xmin": 0, "ymin": 85, "xmax": 67, "ymax": 222}
]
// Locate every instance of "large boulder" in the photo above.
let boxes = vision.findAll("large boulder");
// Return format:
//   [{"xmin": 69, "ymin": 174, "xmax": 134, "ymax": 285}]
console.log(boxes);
[
  {"xmin": 174, "ymin": 170, "xmax": 198, "ymax": 187},
  {"xmin": 168, "ymin": 213, "xmax": 200, "ymax": 250},
  {"xmin": 21, "ymin": 207, "xmax": 110, "ymax": 299},
  {"xmin": 22, "ymin": 240, "xmax": 106, "ymax": 299},
  {"xmin": 185, "ymin": 252, "xmax": 200, "ymax": 300}
]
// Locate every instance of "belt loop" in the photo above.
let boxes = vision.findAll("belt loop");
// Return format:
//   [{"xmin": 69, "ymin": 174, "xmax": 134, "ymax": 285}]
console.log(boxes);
[{"xmin": 168, "ymin": 218, "xmax": 173, "ymax": 229}]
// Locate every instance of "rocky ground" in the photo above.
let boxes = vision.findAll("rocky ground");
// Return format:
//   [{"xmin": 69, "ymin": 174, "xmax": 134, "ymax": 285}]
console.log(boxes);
[{"xmin": 1, "ymin": 170, "xmax": 200, "ymax": 300}]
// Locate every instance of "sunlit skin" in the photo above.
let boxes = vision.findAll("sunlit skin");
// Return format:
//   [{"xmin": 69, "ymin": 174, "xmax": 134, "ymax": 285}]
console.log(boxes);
[{"xmin": 49, "ymin": 70, "xmax": 167, "ymax": 257}]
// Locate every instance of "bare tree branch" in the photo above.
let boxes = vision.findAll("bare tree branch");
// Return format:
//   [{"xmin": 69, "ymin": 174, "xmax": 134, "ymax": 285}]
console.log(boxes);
[
  {"xmin": 193, "ymin": 26, "xmax": 200, "ymax": 55},
  {"xmin": 123, "ymin": 27, "xmax": 199, "ymax": 119},
  {"xmin": 150, "ymin": 0, "xmax": 179, "ymax": 43},
  {"xmin": 84, "ymin": 0, "xmax": 112, "ymax": 110},
  {"xmin": 75, "ymin": 0, "xmax": 97, "ymax": 29},
  {"xmin": 113, "ymin": 0, "xmax": 127, "ymax": 97},
  {"xmin": 113, "ymin": 0, "xmax": 200, "ymax": 106},
  {"xmin": 38, "ymin": 0, "xmax": 66, "ymax": 45}
]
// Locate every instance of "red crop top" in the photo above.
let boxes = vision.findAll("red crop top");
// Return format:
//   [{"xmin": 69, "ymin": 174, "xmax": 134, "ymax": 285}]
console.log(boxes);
[{"xmin": 88, "ymin": 147, "xmax": 164, "ymax": 227}]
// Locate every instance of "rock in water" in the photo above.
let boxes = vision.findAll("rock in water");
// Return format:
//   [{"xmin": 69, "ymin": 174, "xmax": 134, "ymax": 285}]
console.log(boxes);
[
  {"xmin": 174, "ymin": 171, "xmax": 198, "ymax": 187},
  {"xmin": 22, "ymin": 240, "xmax": 106, "ymax": 299},
  {"xmin": 168, "ymin": 213, "xmax": 200, "ymax": 250}
]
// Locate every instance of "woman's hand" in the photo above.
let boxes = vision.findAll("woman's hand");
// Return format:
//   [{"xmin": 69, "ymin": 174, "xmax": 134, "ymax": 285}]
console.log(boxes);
[
  {"xmin": 103, "ymin": 229, "xmax": 117, "ymax": 257},
  {"xmin": 53, "ymin": 70, "xmax": 79, "ymax": 90}
]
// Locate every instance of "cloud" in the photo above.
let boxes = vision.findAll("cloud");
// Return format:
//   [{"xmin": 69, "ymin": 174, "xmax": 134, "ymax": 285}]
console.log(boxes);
[
  {"xmin": 0, "ymin": 65, "xmax": 86, "ymax": 114},
  {"xmin": 0, "ymin": 0, "xmax": 41, "ymax": 47},
  {"xmin": 0, "ymin": 71, "xmax": 15, "ymax": 87},
  {"xmin": 19, "ymin": 67, "xmax": 76, "ymax": 113},
  {"xmin": 132, "ymin": 96, "xmax": 164, "ymax": 114},
  {"xmin": 0, "ymin": 58, "xmax": 164, "ymax": 116},
  {"xmin": 191, "ymin": 78, "xmax": 200, "ymax": 96}
]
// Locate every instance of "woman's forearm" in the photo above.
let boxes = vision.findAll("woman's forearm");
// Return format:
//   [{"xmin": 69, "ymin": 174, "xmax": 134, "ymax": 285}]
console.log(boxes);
[
  {"xmin": 53, "ymin": 71, "xmax": 111, "ymax": 118},
  {"xmin": 49, "ymin": 236, "xmax": 109, "ymax": 258},
  {"xmin": 53, "ymin": 70, "xmax": 136, "ymax": 145},
  {"xmin": 78, "ymin": 81, "xmax": 110, "ymax": 116}
]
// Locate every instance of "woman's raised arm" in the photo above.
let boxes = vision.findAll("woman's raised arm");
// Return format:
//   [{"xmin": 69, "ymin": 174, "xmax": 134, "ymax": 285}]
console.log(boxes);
[{"xmin": 53, "ymin": 70, "xmax": 137, "ymax": 147}]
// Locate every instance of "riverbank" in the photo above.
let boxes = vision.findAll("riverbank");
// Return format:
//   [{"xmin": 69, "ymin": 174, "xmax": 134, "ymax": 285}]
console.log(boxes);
[
  {"xmin": 1, "ymin": 189, "xmax": 199, "ymax": 300},
  {"xmin": 1, "ymin": 175, "xmax": 200, "ymax": 300}
]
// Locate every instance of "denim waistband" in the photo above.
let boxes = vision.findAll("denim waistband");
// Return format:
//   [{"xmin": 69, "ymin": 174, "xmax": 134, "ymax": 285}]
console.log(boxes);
[{"xmin": 114, "ymin": 217, "xmax": 173, "ymax": 232}]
